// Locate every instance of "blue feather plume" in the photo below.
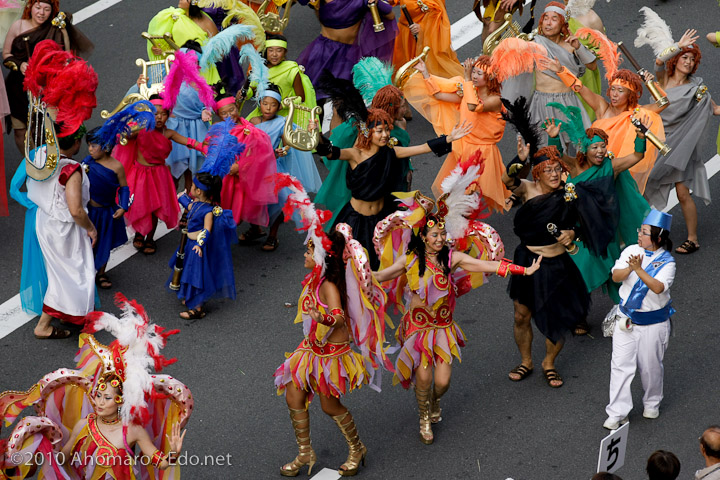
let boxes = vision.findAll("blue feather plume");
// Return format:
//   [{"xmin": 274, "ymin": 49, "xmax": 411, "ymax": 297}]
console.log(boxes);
[
  {"xmin": 199, "ymin": 24, "xmax": 256, "ymax": 73},
  {"xmin": 95, "ymin": 100, "xmax": 156, "ymax": 150},
  {"xmin": 239, "ymin": 43, "xmax": 269, "ymax": 99},
  {"xmin": 199, "ymin": 118, "xmax": 246, "ymax": 178}
]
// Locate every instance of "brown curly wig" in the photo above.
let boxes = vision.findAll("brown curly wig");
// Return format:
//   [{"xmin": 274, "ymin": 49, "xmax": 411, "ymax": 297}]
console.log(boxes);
[
  {"xmin": 356, "ymin": 108, "xmax": 394, "ymax": 150},
  {"xmin": 666, "ymin": 44, "xmax": 702, "ymax": 77},
  {"xmin": 371, "ymin": 85, "xmax": 404, "ymax": 120},
  {"xmin": 532, "ymin": 146, "xmax": 569, "ymax": 180},
  {"xmin": 473, "ymin": 55, "xmax": 501, "ymax": 95}
]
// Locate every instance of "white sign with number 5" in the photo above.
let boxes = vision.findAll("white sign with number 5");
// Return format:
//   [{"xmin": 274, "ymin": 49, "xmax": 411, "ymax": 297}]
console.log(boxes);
[{"xmin": 597, "ymin": 422, "xmax": 629, "ymax": 474}]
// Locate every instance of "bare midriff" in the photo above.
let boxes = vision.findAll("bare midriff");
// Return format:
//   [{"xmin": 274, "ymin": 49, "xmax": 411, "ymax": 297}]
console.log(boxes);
[
  {"xmin": 350, "ymin": 197, "xmax": 384, "ymax": 216},
  {"xmin": 321, "ymin": 23, "xmax": 361, "ymax": 45},
  {"xmin": 535, "ymin": 71, "xmax": 572, "ymax": 94},
  {"xmin": 527, "ymin": 243, "xmax": 566, "ymax": 258}
]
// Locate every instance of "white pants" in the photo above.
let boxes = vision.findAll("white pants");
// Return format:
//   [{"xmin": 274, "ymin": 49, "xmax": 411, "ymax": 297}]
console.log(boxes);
[{"xmin": 605, "ymin": 319, "xmax": 671, "ymax": 421}]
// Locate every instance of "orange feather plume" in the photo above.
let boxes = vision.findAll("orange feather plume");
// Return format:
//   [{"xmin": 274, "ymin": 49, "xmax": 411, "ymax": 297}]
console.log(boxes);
[
  {"xmin": 489, "ymin": 37, "xmax": 550, "ymax": 83},
  {"xmin": 575, "ymin": 27, "xmax": 621, "ymax": 82}
]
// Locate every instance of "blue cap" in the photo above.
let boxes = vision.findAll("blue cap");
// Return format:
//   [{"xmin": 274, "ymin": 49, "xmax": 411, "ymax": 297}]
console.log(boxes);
[{"xmin": 643, "ymin": 209, "xmax": 672, "ymax": 232}]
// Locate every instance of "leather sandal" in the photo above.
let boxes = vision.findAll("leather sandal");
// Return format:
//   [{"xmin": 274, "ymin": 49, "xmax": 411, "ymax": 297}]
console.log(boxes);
[
  {"xmin": 95, "ymin": 274, "xmax": 112, "ymax": 290},
  {"xmin": 142, "ymin": 239, "xmax": 157, "ymax": 255},
  {"xmin": 34, "ymin": 326, "xmax": 71, "ymax": 340},
  {"xmin": 179, "ymin": 309, "xmax": 205, "ymax": 320},
  {"xmin": 543, "ymin": 368, "xmax": 564, "ymax": 388},
  {"xmin": 133, "ymin": 233, "xmax": 145, "ymax": 250},
  {"xmin": 675, "ymin": 239, "xmax": 699, "ymax": 254},
  {"xmin": 508, "ymin": 364, "xmax": 533, "ymax": 382},
  {"xmin": 238, "ymin": 226, "xmax": 265, "ymax": 244},
  {"xmin": 261, "ymin": 237, "xmax": 279, "ymax": 252}
]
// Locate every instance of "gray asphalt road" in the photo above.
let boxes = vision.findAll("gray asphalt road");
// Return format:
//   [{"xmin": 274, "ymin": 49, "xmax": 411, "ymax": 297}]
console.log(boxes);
[{"xmin": 1, "ymin": 1, "xmax": 720, "ymax": 479}]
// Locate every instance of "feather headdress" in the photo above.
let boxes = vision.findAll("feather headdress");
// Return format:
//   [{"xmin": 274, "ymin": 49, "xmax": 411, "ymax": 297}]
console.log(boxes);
[
  {"xmin": 318, "ymin": 71, "xmax": 368, "ymax": 124},
  {"xmin": 199, "ymin": 118, "xmax": 247, "ymax": 177},
  {"xmin": 489, "ymin": 37, "xmax": 549, "ymax": 83},
  {"xmin": 501, "ymin": 97, "xmax": 543, "ymax": 159},
  {"xmin": 565, "ymin": 0, "xmax": 596, "ymax": 18},
  {"xmin": 275, "ymin": 174, "xmax": 333, "ymax": 275},
  {"xmin": 83, "ymin": 293, "xmax": 179, "ymax": 427},
  {"xmin": 352, "ymin": 57, "xmax": 394, "ymax": 105},
  {"xmin": 161, "ymin": 50, "xmax": 217, "ymax": 111},
  {"xmin": 95, "ymin": 100, "xmax": 156, "ymax": 150},
  {"xmin": 199, "ymin": 24, "xmax": 256, "ymax": 73},
  {"xmin": 239, "ymin": 43, "xmax": 269, "ymax": 99},
  {"xmin": 634, "ymin": 7, "xmax": 674, "ymax": 56},
  {"xmin": 439, "ymin": 162, "xmax": 484, "ymax": 241},
  {"xmin": 196, "ymin": 0, "xmax": 265, "ymax": 48},
  {"xmin": 575, "ymin": 27, "xmax": 620, "ymax": 82},
  {"xmin": 546, "ymin": 102, "xmax": 591, "ymax": 152}
]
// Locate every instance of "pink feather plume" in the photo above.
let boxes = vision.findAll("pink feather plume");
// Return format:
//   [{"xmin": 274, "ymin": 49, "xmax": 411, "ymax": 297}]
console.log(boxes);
[{"xmin": 161, "ymin": 50, "xmax": 217, "ymax": 111}]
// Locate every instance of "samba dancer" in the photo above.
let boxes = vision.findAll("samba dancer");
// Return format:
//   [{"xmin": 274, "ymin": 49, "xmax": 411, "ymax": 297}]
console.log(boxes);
[
  {"xmin": 274, "ymin": 178, "xmax": 392, "ymax": 477},
  {"xmin": 374, "ymin": 164, "xmax": 540, "ymax": 444},
  {"xmin": 644, "ymin": 27, "xmax": 720, "ymax": 254}
]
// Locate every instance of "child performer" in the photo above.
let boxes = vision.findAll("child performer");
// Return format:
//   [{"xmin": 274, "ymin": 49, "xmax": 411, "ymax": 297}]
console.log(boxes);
[
  {"xmin": 82, "ymin": 127, "xmax": 131, "ymax": 289},
  {"xmin": 249, "ymin": 84, "xmax": 322, "ymax": 251},
  {"xmin": 604, "ymin": 209, "xmax": 675, "ymax": 430}
]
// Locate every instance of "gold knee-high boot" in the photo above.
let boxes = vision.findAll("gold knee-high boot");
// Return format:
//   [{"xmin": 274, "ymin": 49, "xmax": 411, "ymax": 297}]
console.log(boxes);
[
  {"xmin": 415, "ymin": 386, "xmax": 433, "ymax": 444},
  {"xmin": 430, "ymin": 382, "xmax": 450, "ymax": 424},
  {"xmin": 332, "ymin": 411, "xmax": 367, "ymax": 477},
  {"xmin": 280, "ymin": 407, "xmax": 317, "ymax": 477}
]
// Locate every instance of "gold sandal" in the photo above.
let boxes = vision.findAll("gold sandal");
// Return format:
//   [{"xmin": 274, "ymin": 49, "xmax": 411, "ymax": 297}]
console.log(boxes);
[
  {"xmin": 280, "ymin": 407, "xmax": 317, "ymax": 477},
  {"xmin": 415, "ymin": 387, "xmax": 434, "ymax": 444},
  {"xmin": 332, "ymin": 411, "xmax": 367, "ymax": 476},
  {"xmin": 430, "ymin": 383, "xmax": 449, "ymax": 424}
]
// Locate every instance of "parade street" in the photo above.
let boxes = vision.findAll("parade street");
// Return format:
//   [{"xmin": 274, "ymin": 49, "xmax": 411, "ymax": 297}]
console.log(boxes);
[{"xmin": 1, "ymin": 0, "xmax": 719, "ymax": 478}]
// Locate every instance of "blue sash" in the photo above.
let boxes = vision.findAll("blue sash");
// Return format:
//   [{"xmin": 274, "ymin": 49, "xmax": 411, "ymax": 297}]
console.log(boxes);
[{"xmin": 620, "ymin": 249, "xmax": 675, "ymax": 325}]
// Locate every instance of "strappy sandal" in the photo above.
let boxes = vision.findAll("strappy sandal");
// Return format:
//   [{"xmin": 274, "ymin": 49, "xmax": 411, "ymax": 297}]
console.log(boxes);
[
  {"xmin": 508, "ymin": 364, "xmax": 533, "ymax": 382},
  {"xmin": 133, "ymin": 233, "xmax": 145, "ymax": 250},
  {"xmin": 261, "ymin": 237, "xmax": 279, "ymax": 252},
  {"xmin": 238, "ymin": 226, "xmax": 265, "ymax": 244},
  {"xmin": 179, "ymin": 309, "xmax": 205, "ymax": 320},
  {"xmin": 142, "ymin": 239, "xmax": 157, "ymax": 255},
  {"xmin": 573, "ymin": 321, "xmax": 590, "ymax": 336},
  {"xmin": 34, "ymin": 326, "xmax": 71, "ymax": 340},
  {"xmin": 675, "ymin": 239, "xmax": 699, "ymax": 254},
  {"xmin": 95, "ymin": 274, "xmax": 112, "ymax": 290},
  {"xmin": 543, "ymin": 368, "xmax": 564, "ymax": 388}
]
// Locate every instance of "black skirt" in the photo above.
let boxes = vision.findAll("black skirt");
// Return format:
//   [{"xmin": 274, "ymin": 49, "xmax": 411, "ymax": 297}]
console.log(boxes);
[
  {"xmin": 508, "ymin": 244, "xmax": 590, "ymax": 343},
  {"xmin": 333, "ymin": 198, "xmax": 396, "ymax": 270}
]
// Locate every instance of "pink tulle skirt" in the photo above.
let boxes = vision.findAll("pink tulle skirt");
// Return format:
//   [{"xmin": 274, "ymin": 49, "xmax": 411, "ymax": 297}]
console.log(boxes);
[{"xmin": 124, "ymin": 163, "xmax": 180, "ymax": 235}]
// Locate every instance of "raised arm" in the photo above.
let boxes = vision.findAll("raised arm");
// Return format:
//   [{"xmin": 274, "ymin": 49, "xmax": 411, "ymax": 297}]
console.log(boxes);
[
  {"xmin": 539, "ymin": 57, "xmax": 608, "ymax": 116},
  {"xmin": 543, "ymin": 118, "xmax": 579, "ymax": 169},
  {"xmin": 654, "ymin": 29, "xmax": 700, "ymax": 86},
  {"xmin": 393, "ymin": 121, "xmax": 472, "ymax": 159},
  {"xmin": 452, "ymin": 251, "xmax": 542, "ymax": 276},
  {"xmin": 373, "ymin": 254, "xmax": 407, "ymax": 283},
  {"xmin": 416, "ymin": 60, "xmax": 463, "ymax": 105},
  {"xmin": 132, "ymin": 423, "xmax": 186, "ymax": 471},
  {"xmin": 501, "ymin": 134, "xmax": 531, "ymax": 199}
]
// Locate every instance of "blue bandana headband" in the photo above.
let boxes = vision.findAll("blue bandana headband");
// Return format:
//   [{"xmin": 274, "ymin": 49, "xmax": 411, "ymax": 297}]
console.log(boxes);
[
  {"xmin": 263, "ymin": 91, "xmax": 283, "ymax": 104},
  {"xmin": 193, "ymin": 176, "xmax": 210, "ymax": 191}
]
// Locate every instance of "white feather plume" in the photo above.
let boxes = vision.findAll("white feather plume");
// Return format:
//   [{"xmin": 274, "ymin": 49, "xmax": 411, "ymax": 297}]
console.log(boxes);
[
  {"xmin": 565, "ymin": 0, "xmax": 595, "ymax": 18},
  {"xmin": 634, "ymin": 7, "xmax": 674, "ymax": 56},
  {"xmin": 439, "ymin": 164, "xmax": 482, "ymax": 241}
]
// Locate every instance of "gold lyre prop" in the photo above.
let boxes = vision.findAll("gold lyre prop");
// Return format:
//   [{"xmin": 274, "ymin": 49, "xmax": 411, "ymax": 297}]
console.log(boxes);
[
  {"xmin": 258, "ymin": 0, "xmax": 291, "ymax": 34},
  {"xmin": 482, "ymin": 13, "xmax": 536, "ymax": 55},
  {"xmin": 393, "ymin": 46, "xmax": 430, "ymax": 89},
  {"xmin": 142, "ymin": 31, "xmax": 180, "ymax": 59},
  {"xmin": 368, "ymin": 2, "xmax": 385, "ymax": 32},
  {"xmin": 282, "ymin": 96, "xmax": 321, "ymax": 152},
  {"xmin": 25, "ymin": 96, "xmax": 61, "ymax": 181},
  {"xmin": 100, "ymin": 55, "xmax": 175, "ymax": 119}
]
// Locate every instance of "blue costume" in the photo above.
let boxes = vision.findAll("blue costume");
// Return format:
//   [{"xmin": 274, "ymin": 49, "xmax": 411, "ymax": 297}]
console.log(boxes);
[
  {"xmin": 254, "ymin": 115, "xmax": 322, "ymax": 225},
  {"xmin": 167, "ymin": 196, "xmax": 237, "ymax": 309},
  {"xmin": 81, "ymin": 156, "xmax": 129, "ymax": 269}
]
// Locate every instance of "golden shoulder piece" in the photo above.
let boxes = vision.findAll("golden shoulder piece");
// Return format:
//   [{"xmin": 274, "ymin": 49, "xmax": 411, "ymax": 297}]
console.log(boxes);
[
  {"xmin": 482, "ymin": 13, "xmax": 536, "ymax": 55},
  {"xmin": 212, "ymin": 206, "xmax": 223, "ymax": 217},
  {"xmin": 393, "ymin": 46, "xmax": 430, "ymax": 89},
  {"xmin": 25, "ymin": 97, "xmax": 61, "ymax": 181},
  {"xmin": 282, "ymin": 96, "xmax": 322, "ymax": 152},
  {"xmin": 258, "ymin": 0, "xmax": 291, "ymax": 34}
]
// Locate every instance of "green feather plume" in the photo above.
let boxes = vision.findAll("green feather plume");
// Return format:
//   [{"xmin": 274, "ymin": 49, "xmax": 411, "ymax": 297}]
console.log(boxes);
[
  {"xmin": 546, "ymin": 102, "xmax": 591, "ymax": 152},
  {"xmin": 352, "ymin": 57, "xmax": 394, "ymax": 105}
]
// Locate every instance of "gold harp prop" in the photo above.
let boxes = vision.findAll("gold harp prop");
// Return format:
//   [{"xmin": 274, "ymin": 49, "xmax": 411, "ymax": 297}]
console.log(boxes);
[
  {"xmin": 393, "ymin": 46, "xmax": 430, "ymax": 89},
  {"xmin": 282, "ymin": 96, "xmax": 321, "ymax": 152},
  {"xmin": 24, "ymin": 96, "xmax": 61, "ymax": 181},
  {"xmin": 482, "ymin": 13, "xmax": 536, "ymax": 55},
  {"xmin": 142, "ymin": 31, "xmax": 180, "ymax": 59},
  {"xmin": 100, "ymin": 55, "xmax": 175, "ymax": 119},
  {"xmin": 257, "ymin": 0, "xmax": 291, "ymax": 34}
]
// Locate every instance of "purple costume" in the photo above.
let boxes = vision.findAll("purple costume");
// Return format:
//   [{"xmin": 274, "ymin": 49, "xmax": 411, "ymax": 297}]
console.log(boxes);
[
  {"xmin": 202, "ymin": 6, "xmax": 246, "ymax": 95},
  {"xmin": 296, "ymin": 0, "xmax": 397, "ymax": 99}
]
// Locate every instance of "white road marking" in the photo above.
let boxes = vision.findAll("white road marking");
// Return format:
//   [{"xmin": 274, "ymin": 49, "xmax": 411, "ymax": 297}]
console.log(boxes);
[
  {"xmin": 73, "ymin": 0, "xmax": 123, "ymax": 24},
  {"xmin": 451, "ymin": 0, "xmax": 532, "ymax": 51},
  {"xmin": 661, "ymin": 154, "xmax": 720, "ymax": 213},
  {"xmin": 310, "ymin": 468, "xmax": 341, "ymax": 480}
]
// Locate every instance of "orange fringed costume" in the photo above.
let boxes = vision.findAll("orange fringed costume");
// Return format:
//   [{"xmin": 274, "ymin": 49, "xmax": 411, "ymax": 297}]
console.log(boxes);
[
  {"xmin": 390, "ymin": 0, "xmax": 463, "ymax": 79},
  {"xmin": 404, "ymin": 75, "xmax": 509, "ymax": 212},
  {"xmin": 592, "ymin": 108, "xmax": 664, "ymax": 194}
]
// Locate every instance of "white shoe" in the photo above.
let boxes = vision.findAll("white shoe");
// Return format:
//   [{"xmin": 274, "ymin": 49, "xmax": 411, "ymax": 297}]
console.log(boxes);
[
  {"xmin": 643, "ymin": 408, "xmax": 660, "ymax": 419},
  {"xmin": 603, "ymin": 416, "xmax": 629, "ymax": 430}
]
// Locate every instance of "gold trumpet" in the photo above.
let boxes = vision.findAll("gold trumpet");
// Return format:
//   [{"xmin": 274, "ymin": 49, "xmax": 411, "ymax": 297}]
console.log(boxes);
[
  {"xmin": 257, "ymin": 0, "xmax": 292, "ymax": 34},
  {"xmin": 393, "ymin": 46, "xmax": 430, "ymax": 89},
  {"xmin": 282, "ymin": 96, "xmax": 322, "ymax": 152},
  {"xmin": 631, "ymin": 117, "xmax": 671, "ymax": 156}
]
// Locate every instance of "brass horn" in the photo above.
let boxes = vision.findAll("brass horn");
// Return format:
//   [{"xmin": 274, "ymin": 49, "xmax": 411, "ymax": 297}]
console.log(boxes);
[
  {"xmin": 482, "ymin": 13, "xmax": 536, "ymax": 55},
  {"xmin": 393, "ymin": 46, "xmax": 430, "ymax": 89}
]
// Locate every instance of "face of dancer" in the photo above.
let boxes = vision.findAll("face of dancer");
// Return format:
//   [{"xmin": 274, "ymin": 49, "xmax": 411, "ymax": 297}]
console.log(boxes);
[
  {"xmin": 88, "ymin": 142, "xmax": 105, "ymax": 160},
  {"xmin": 154, "ymin": 106, "xmax": 170, "ymax": 129},
  {"xmin": 423, "ymin": 223, "xmax": 447, "ymax": 254},
  {"xmin": 471, "ymin": 66, "xmax": 487, "ymax": 88},
  {"xmin": 586, "ymin": 141, "xmax": 607, "ymax": 166},
  {"xmin": 637, "ymin": 224, "xmax": 655, "ymax": 250},
  {"xmin": 304, "ymin": 244, "xmax": 316, "ymax": 270},
  {"xmin": 265, "ymin": 46, "xmax": 286, "ymax": 67},
  {"xmin": 541, "ymin": 12, "xmax": 564, "ymax": 37},
  {"xmin": 608, "ymin": 84, "xmax": 632, "ymax": 109},
  {"xmin": 371, "ymin": 124, "xmax": 390, "ymax": 148},
  {"xmin": 31, "ymin": 1, "xmax": 52, "ymax": 26},
  {"xmin": 260, "ymin": 96, "xmax": 280, "ymax": 121},
  {"xmin": 217, "ymin": 103, "xmax": 239, "ymax": 122},
  {"xmin": 178, "ymin": 0, "xmax": 191, "ymax": 10},
  {"xmin": 675, "ymin": 52, "xmax": 697, "ymax": 76},
  {"xmin": 538, "ymin": 160, "xmax": 563, "ymax": 190},
  {"xmin": 94, "ymin": 385, "xmax": 120, "ymax": 419}
]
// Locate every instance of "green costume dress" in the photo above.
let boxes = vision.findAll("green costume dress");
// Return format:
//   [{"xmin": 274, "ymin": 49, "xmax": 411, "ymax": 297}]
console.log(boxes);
[
  {"xmin": 568, "ymin": 17, "xmax": 602, "ymax": 122},
  {"xmin": 567, "ymin": 158, "xmax": 650, "ymax": 302},
  {"xmin": 246, "ymin": 60, "xmax": 317, "ymax": 120},
  {"xmin": 147, "ymin": 7, "xmax": 220, "ymax": 85},
  {"xmin": 314, "ymin": 123, "xmax": 410, "ymax": 230}
]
